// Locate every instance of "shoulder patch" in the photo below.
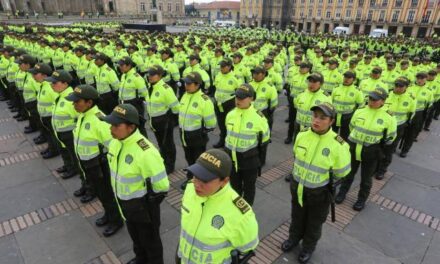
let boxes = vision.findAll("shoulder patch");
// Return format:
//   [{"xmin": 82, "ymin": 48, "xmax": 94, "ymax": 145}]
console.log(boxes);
[
  {"xmin": 95, "ymin": 112, "xmax": 104, "ymax": 119},
  {"xmin": 136, "ymin": 138, "xmax": 150, "ymax": 151},
  {"xmin": 201, "ymin": 94, "xmax": 209, "ymax": 101},
  {"xmin": 335, "ymin": 135, "xmax": 345, "ymax": 144},
  {"xmin": 233, "ymin": 197, "xmax": 250, "ymax": 214}
]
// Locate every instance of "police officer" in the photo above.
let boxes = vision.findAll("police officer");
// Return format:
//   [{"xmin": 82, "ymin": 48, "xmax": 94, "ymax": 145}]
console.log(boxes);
[
  {"xmin": 101, "ymin": 104, "xmax": 169, "ymax": 264},
  {"xmin": 225, "ymin": 84, "xmax": 270, "ymax": 205},
  {"xmin": 376, "ymin": 78, "xmax": 416, "ymax": 179},
  {"xmin": 15, "ymin": 54, "xmax": 36, "ymax": 123},
  {"xmin": 212, "ymin": 58, "xmax": 240, "ymax": 148},
  {"xmin": 146, "ymin": 65, "xmax": 180, "ymax": 174},
  {"xmin": 94, "ymin": 52, "xmax": 119, "ymax": 114},
  {"xmin": 335, "ymin": 88, "xmax": 397, "ymax": 211},
  {"xmin": 159, "ymin": 47, "xmax": 180, "ymax": 94},
  {"xmin": 331, "ymin": 71, "xmax": 364, "ymax": 140},
  {"xmin": 177, "ymin": 149, "xmax": 259, "ymax": 264},
  {"xmin": 31, "ymin": 63, "xmax": 59, "ymax": 158},
  {"xmin": 281, "ymin": 103, "xmax": 351, "ymax": 264},
  {"xmin": 45, "ymin": 70, "xmax": 81, "ymax": 179},
  {"xmin": 179, "ymin": 72, "xmax": 217, "ymax": 189},
  {"xmin": 118, "ymin": 56, "xmax": 148, "ymax": 137},
  {"xmin": 17, "ymin": 55, "xmax": 38, "ymax": 133},
  {"xmin": 64, "ymin": 84, "xmax": 123, "ymax": 233}
]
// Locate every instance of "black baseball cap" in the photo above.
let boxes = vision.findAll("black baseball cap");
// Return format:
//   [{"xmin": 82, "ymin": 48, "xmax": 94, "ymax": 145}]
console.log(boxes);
[
  {"xmin": 183, "ymin": 72, "xmax": 203, "ymax": 85},
  {"xmin": 343, "ymin": 71, "xmax": 356, "ymax": 79},
  {"xmin": 219, "ymin": 58, "xmax": 233, "ymax": 67},
  {"xmin": 372, "ymin": 67, "xmax": 382, "ymax": 74},
  {"xmin": 235, "ymin": 84, "xmax": 255, "ymax": 99},
  {"xmin": 15, "ymin": 54, "xmax": 36, "ymax": 65},
  {"xmin": 94, "ymin": 52, "xmax": 109, "ymax": 61},
  {"xmin": 29, "ymin": 63, "xmax": 53, "ymax": 76},
  {"xmin": 100, "ymin": 104, "xmax": 140, "ymax": 126},
  {"xmin": 251, "ymin": 66, "xmax": 266, "ymax": 74},
  {"xmin": 118, "ymin": 56, "xmax": 136, "ymax": 67},
  {"xmin": 189, "ymin": 54, "xmax": 201, "ymax": 61},
  {"xmin": 44, "ymin": 70, "xmax": 73, "ymax": 84},
  {"xmin": 66, "ymin": 85, "xmax": 99, "ymax": 101},
  {"xmin": 263, "ymin": 57, "xmax": 274, "ymax": 64},
  {"xmin": 307, "ymin": 73, "xmax": 324, "ymax": 83},
  {"xmin": 299, "ymin": 62, "xmax": 311, "ymax": 68},
  {"xmin": 187, "ymin": 149, "xmax": 232, "ymax": 182},
  {"xmin": 395, "ymin": 78, "xmax": 409, "ymax": 87},
  {"xmin": 147, "ymin": 65, "xmax": 165, "ymax": 76},
  {"xmin": 369, "ymin": 87, "xmax": 388, "ymax": 100},
  {"xmin": 416, "ymin": 72, "xmax": 428, "ymax": 79},
  {"xmin": 232, "ymin": 52, "xmax": 243, "ymax": 58},
  {"xmin": 311, "ymin": 103, "xmax": 336, "ymax": 118}
]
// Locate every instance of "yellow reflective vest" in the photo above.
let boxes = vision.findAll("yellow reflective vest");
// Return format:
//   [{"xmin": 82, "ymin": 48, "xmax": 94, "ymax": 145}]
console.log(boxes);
[
  {"xmin": 51, "ymin": 87, "xmax": 79, "ymax": 132},
  {"xmin": 294, "ymin": 89, "xmax": 331, "ymax": 127}
]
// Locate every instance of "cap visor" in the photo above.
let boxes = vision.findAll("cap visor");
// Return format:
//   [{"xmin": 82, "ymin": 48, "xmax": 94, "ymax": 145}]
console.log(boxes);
[
  {"xmin": 182, "ymin": 77, "xmax": 194, "ymax": 84},
  {"xmin": 28, "ymin": 68, "xmax": 39, "ymax": 74},
  {"xmin": 187, "ymin": 163, "xmax": 218, "ymax": 183},
  {"xmin": 44, "ymin": 76, "xmax": 58, "ymax": 83},
  {"xmin": 311, "ymin": 106, "xmax": 333, "ymax": 117},
  {"xmin": 235, "ymin": 91, "xmax": 248, "ymax": 99},
  {"xmin": 65, "ymin": 93, "xmax": 82, "ymax": 102},
  {"xmin": 368, "ymin": 93, "xmax": 382, "ymax": 100},
  {"xmin": 100, "ymin": 114, "xmax": 126, "ymax": 125}
]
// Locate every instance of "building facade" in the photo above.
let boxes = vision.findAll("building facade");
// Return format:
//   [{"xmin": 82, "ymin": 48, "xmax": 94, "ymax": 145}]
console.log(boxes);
[
  {"xmin": 0, "ymin": 0, "xmax": 185, "ymax": 24},
  {"xmin": 194, "ymin": 1, "xmax": 240, "ymax": 24},
  {"xmin": 240, "ymin": 0, "xmax": 440, "ymax": 37}
]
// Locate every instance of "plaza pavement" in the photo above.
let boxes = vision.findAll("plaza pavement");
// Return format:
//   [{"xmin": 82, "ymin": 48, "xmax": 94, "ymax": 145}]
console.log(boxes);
[{"xmin": 0, "ymin": 95, "xmax": 439, "ymax": 264}]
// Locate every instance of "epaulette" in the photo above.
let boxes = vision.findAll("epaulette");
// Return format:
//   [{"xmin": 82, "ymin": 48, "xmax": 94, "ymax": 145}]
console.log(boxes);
[
  {"xmin": 201, "ymin": 94, "xmax": 209, "ymax": 101},
  {"xmin": 134, "ymin": 73, "xmax": 140, "ymax": 77},
  {"xmin": 95, "ymin": 112, "xmax": 104, "ymax": 119},
  {"xmin": 136, "ymin": 138, "xmax": 150, "ymax": 151},
  {"xmin": 164, "ymin": 83, "xmax": 171, "ymax": 89},
  {"xmin": 106, "ymin": 66, "xmax": 111, "ymax": 71},
  {"xmin": 233, "ymin": 197, "xmax": 250, "ymax": 214},
  {"xmin": 387, "ymin": 110, "xmax": 393, "ymax": 116},
  {"xmin": 300, "ymin": 127, "xmax": 310, "ymax": 132},
  {"xmin": 257, "ymin": 110, "xmax": 264, "ymax": 117},
  {"xmin": 335, "ymin": 135, "xmax": 345, "ymax": 144}
]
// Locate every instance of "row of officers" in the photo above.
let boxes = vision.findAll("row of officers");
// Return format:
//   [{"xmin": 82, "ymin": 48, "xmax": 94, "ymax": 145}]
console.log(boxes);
[{"xmin": 0, "ymin": 48, "xmax": 437, "ymax": 264}]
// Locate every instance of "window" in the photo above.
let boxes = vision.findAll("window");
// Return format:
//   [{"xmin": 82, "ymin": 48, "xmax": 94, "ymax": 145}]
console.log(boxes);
[
  {"xmin": 158, "ymin": 3, "xmax": 162, "ymax": 11},
  {"xmin": 310, "ymin": 0, "xmax": 314, "ymax": 3},
  {"xmin": 336, "ymin": 11, "xmax": 341, "ymax": 18},
  {"xmin": 359, "ymin": 0, "xmax": 364, "ymax": 5},
  {"xmin": 326, "ymin": 11, "xmax": 331, "ymax": 18},
  {"xmin": 367, "ymin": 10, "xmax": 373, "ymax": 20},
  {"xmin": 140, "ymin": 2, "xmax": 146, "ymax": 12},
  {"xmin": 338, "ymin": 0, "xmax": 343, "ymax": 4},
  {"xmin": 345, "ymin": 9, "xmax": 351, "ymax": 18},
  {"xmin": 391, "ymin": 10, "xmax": 400, "ymax": 22},
  {"xmin": 411, "ymin": 0, "xmax": 418, "ymax": 7},
  {"xmin": 382, "ymin": 0, "xmax": 388, "ymax": 6},
  {"xmin": 379, "ymin": 10, "xmax": 385, "ymax": 22},
  {"xmin": 395, "ymin": 0, "xmax": 403, "ymax": 7},
  {"xmin": 308, "ymin": 9, "xmax": 312, "ymax": 17},
  {"xmin": 370, "ymin": 0, "xmax": 376, "ymax": 7},
  {"xmin": 348, "ymin": 0, "xmax": 353, "ymax": 3},
  {"xmin": 167, "ymin": 3, "xmax": 171, "ymax": 11},
  {"xmin": 301, "ymin": 0, "xmax": 305, "ymax": 3},
  {"xmin": 317, "ymin": 9, "xmax": 322, "ymax": 17},
  {"xmin": 356, "ymin": 9, "xmax": 362, "ymax": 20},
  {"xmin": 407, "ymin": 10, "xmax": 415, "ymax": 22},
  {"xmin": 176, "ymin": 4, "xmax": 180, "ymax": 12},
  {"xmin": 422, "ymin": 10, "xmax": 432, "ymax": 23},
  {"xmin": 328, "ymin": 0, "xmax": 332, "ymax": 4}
]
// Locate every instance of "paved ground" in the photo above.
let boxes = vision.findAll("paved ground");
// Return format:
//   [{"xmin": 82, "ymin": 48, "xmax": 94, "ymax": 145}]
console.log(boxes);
[{"xmin": 0, "ymin": 94, "xmax": 439, "ymax": 264}]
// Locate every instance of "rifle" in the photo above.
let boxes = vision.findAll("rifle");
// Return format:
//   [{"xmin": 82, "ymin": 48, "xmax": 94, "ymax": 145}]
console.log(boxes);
[
  {"xmin": 328, "ymin": 171, "xmax": 342, "ymax": 222},
  {"xmin": 231, "ymin": 250, "xmax": 255, "ymax": 264}
]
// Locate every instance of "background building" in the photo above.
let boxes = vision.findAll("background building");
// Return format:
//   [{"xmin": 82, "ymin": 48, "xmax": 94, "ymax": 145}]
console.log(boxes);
[
  {"xmin": 194, "ymin": 1, "xmax": 240, "ymax": 24},
  {"xmin": 0, "ymin": 0, "xmax": 185, "ymax": 24},
  {"xmin": 240, "ymin": 0, "xmax": 440, "ymax": 37}
]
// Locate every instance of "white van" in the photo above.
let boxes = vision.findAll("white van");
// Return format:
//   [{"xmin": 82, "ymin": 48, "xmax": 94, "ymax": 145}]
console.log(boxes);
[
  {"xmin": 369, "ymin": 29, "xmax": 388, "ymax": 38},
  {"xmin": 333, "ymin": 26, "xmax": 351, "ymax": 35},
  {"xmin": 213, "ymin": 20, "xmax": 236, "ymax": 28}
]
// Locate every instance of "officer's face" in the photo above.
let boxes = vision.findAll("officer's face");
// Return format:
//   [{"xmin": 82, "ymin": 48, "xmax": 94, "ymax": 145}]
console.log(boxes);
[
  {"xmin": 51, "ymin": 81, "xmax": 68, "ymax": 93},
  {"xmin": 252, "ymin": 72, "xmax": 265, "ymax": 82},
  {"xmin": 416, "ymin": 77, "xmax": 426, "ymax": 86},
  {"xmin": 329, "ymin": 63, "xmax": 338, "ymax": 70},
  {"xmin": 233, "ymin": 57, "xmax": 241, "ymax": 64},
  {"xmin": 235, "ymin": 96, "xmax": 252, "ymax": 109},
  {"xmin": 110, "ymin": 123, "xmax": 135, "ymax": 140},
  {"xmin": 161, "ymin": 53, "xmax": 169, "ymax": 60},
  {"xmin": 19, "ymin": 63, "xmax": 30, "ymax": 71},
  {"xmin": 394, "ymin": 84, "xmax": 407, "ymax": 95},
  {"xmin": 73, "ymin": 98, "xmax": 93, "ymax": 113},
  {"xmin": 95, "ymin": 59, "xmax": 105, "ymax": 66},
  {"xmin": 299, "ymin": 67, "xmax": 309, "ymax": 74},
  {"xmin": 147, "ymin": 73, "xmax": 161, "ymax": 83},
  {"xmin": 368, "ymin": 97, "xmax": 384, "ymax": 109},
  {"xmin": 401, "ymin": 64, "xmax": 409, "ymax": 70},
  {"xmin": 307, "ymin": 80, "xmax": 321, "ymax": 92},
  {"xmin": 189, "ymin": 59, "xmax": 198, "ymax": 66},
  {"xmin": 32, "ymin": 73, "xmax": 46, "ymax": 83},
  {"xmin": 119, "ymin": 64, "xmax": 131, "ymax": 73},
  {"xmin": 343, "ymin": 77, "xmax": 354, "ymax": 86},
  {"xmin": 311, "ymin": 110, "xmax": 333, "ymax": 134},
  {"xmin": 428, "ymin": 75, "xmax": 436, "ymax": 81},
  {"xmin": 371, "ymin": 72, "xmax": 381, "ymax": 79},
  {"xmin": 185, "ymin": 82, "xmax": 199, "ymax": 93},
  {"xmin": 193, "ymin": 177, "xmax": 229, "ymax": 197},
  {"xmin": 220, "ymin": 65, "xmax": 231, "ymax": 74}
]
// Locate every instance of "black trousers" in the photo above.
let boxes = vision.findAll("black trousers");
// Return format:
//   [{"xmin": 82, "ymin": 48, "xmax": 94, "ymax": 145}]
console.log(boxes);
[
  {"xmin": 153, "ymin": 117, "xmax": 176, "ymax": 173},
  {"xmin": 288, "ymin": 180, "xmax": 330, "ymax": 252},
  {"xmin": 0, "ymin": 77, "xmax": 9, "ymax": 99},
  {"xmin": 411, "ymin": 111, "xmax": 425, "ymax": 141},
  {"xmin": 339, "ymin": 143, "xmax": 382, "ymax": 201},
  {"xmin": 8, "ymin": 82, "xmax": 18, "ymax": 108},
  {"xmin": 433, "ymin": 101, "xmax": 440, "ymax": 119},
  {"xmin": 41, "ymin": 116, "xmax": 60, "ymax": 153},
  {"xmin": 287, "ymin": 107, "xmax": 298, "ymax": 140},
  {"xmin": 183, "ymin": 144, "xmax": 206, "ymax": 168},
  {"xmin": 424, "ymin": 106, "xmax": 435, "ymax": 129},
  {"xmin": 56, "ymin": 130, "xmax": 81, "ymax": 174},
  {"xmin": 81, "ymin": 159, "xmax": 122, "ymax": 225},
  {"xmin": 215, "ymin": 98, "xmax": 236, "ymax": 145},
  {"xmin": 230, "ymin": 167, "xmax": 258, "ymax": 205},
  {"xmin": 17, "ymin": 90, "xmax": 27, "ymax": 118},
  {"xmin": 377, "ymin": 124, "xmax": 406, "ymax": 174},
  {"xmin": 24, "ymin": 100, "xmax": 40, "ymax": 130},
  {"xmin": 121, "ymin": 197, "xmax": 164, "ymax": 264},
  {"xmin": 123, "ymin": 98, "xmax": 147, "ymax": 138},
  {"xmin": 332, "ymin": 113, "xmax": 353, "ymax": 141},
  {"xmin": 98, "ymin": 91, "xmax": 118, "ymax": 115}
]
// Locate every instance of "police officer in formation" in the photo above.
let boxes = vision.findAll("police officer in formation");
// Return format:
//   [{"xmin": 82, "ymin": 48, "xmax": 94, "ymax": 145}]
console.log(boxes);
[
  {"xmin": 178, "ymin": 72, "xmax": 217, "ymax": 188},
  {"xmin": 102, "ymin": 104, "xmax": 169, "ymax": 264},
  {"xmin": 282, "ymin": 103, "xmax": 351, "ymax": 264}
]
